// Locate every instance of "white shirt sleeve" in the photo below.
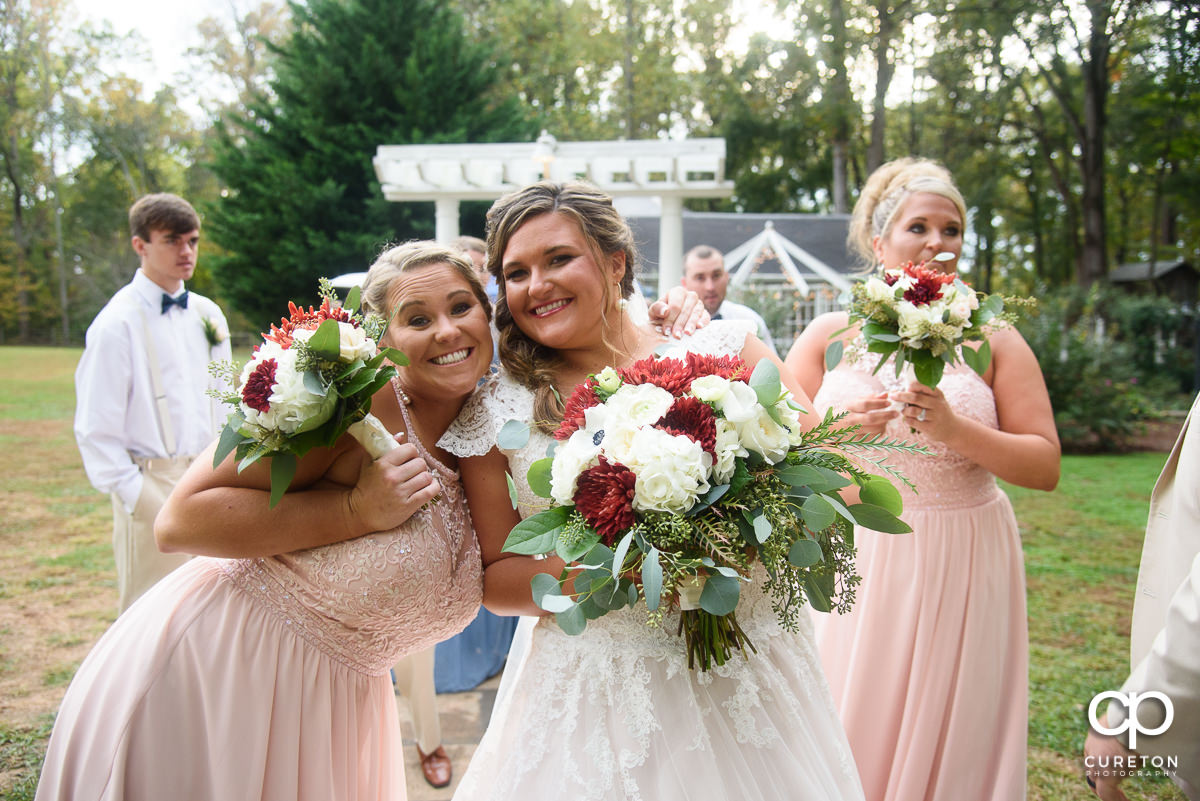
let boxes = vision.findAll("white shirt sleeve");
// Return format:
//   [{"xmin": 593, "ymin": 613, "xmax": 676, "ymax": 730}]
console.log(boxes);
[{"xmin": 74, "ymin": 309, "xmax": 143, "ymax": 511}]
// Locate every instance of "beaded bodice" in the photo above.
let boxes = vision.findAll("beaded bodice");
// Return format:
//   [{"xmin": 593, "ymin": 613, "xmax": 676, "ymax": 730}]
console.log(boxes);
[
  {"xmin": 222, "ymin": 402, "xmax": 481, "ymax": 676},
  {"xmin": 813, "ymin": 342, "xmax": 1000, "ymax": 510}
]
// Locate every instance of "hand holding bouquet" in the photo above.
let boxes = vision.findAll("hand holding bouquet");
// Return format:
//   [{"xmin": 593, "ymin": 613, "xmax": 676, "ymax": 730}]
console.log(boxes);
[
  {"xmin": 500, "ymin": 353, "xmax": 921, "ymax": 671},
  {"xmin": 211, "ymin": 281, "xmax": 408, "ymax": 506},
  {"xmin": 827, "ymin": 254, "xmax": 1011, "ymax": 388}
]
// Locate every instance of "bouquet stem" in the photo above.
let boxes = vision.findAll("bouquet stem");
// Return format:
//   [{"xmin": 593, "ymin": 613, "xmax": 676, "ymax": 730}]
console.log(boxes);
[
  {"xmin": 678, "ymin": 609, "xmax": 757, "ymax": 671},
  {"xmin": 347, "ymin": 413, "xmax": 399, "ymax": 459}
]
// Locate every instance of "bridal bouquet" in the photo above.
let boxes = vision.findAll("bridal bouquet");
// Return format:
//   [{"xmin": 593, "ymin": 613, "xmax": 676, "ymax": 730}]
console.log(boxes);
[
  {"xmin": 826, "ymin": 254, "xmax": 1008, "ymax": 387},
  {"xmin": 211, "ymin": 280, "xmax": 408, "ymax": 506},
  {"xmin": 502, "ymin": 353, "xmax": 917, "ymax": 671}
]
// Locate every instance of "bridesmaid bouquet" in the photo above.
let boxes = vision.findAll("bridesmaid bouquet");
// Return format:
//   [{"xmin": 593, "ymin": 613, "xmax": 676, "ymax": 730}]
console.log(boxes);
[
  {"xmin": 826, "ymin": 254, "xmax": 1006, "ymax": 387},
  {"xmin": 501, "ymin": 353, "xmax": 918, "ymax": 671},
  {"xmin": 211, "ymin": 280, "xmax": 408, "ymax": 506}
]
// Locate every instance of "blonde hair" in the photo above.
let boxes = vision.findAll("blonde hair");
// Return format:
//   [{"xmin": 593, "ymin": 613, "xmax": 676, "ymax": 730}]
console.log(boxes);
[
  {"xmin": 485, "ymin": 181, "xmax": 638, "ymax": 432},
  {"xmin": 847, "ymin": 158, "xmax": 967, "ymax": 268},
  {"xmin": 360, "ymin": 240, "xmax": 491, "ymax": 323}
]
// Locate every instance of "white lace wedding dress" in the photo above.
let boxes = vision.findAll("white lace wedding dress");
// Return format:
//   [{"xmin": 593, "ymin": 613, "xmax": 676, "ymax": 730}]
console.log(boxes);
[{"xmin": 440, "ymin": 322, "xmax": 865, "ymax": 801}]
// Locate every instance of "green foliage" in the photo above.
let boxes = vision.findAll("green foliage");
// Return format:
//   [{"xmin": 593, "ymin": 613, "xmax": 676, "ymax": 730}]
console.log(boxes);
[
  {"xmin": 1019, "ymin": 284, "xmax": 1196, "ymax": 451},
  {"xmin": 206, "ymin": 0, "xmax": 534, "ymax": 328}
]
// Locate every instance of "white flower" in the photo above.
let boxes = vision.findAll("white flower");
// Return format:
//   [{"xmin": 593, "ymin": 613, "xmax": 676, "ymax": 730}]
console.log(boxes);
[
  {"xmin": 946, "ymin": 298, "xmax": 973, "ymax": 325},
  {"xmin": 623, "ymin": 428, "xmax": 711, "ymax": 513},
  {"xmin": 690, "ymin": 374, "xmax": 731, "ymax": 403},
  {"xmin": 712, "ymin": 418, "xmax": 747, "ymax": 483},
  {"xmin": 336, "ymin": 322, "xmax": 376, "ymax": 362},
  {"xmin": 239, "ymin": 344, "xmax": 336, "ymax": 434},
  {"xmin": 595, "ymin": 366, "xmax": 622, "ymax": 393},
  {"xmin": 550, "ymin": 429, "xmax": 601, "ymax": 505},
  {"xmin": 603, "ymin": 383, "xmax": 674, "ymax": 428},
  {"xmin": 202, "ymin": 315, "xmax": 229, "ymax": 346},
  {"xmin": 896, "ymin": 301, "xmax": 929, "ymax": 341},
  {"xmin": 735, "ymin": 407, "xmax": 791, "ymax": 464},
  {"xmin": 776, "ymin": 398, "xmax": 807, "ymax": 446},
  {"xmin": 863, "ymin": 276, "xmax": 895, "ymax": 303},
  {"xmin": 714, "ymin": 380, "xmax": 763, "ymax": 424}
]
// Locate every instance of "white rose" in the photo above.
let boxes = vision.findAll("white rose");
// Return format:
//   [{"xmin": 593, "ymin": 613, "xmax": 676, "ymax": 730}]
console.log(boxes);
[
  {"xmin": 735, "ymin": 407, "xmax": 791, "ymax": 464},
  {"xmin": 863, "ymin": 276, "xmax": 895, "ymax": 303},
  {"xmin": 603, "ymin": 383, "xmax": 674, "ymax": 428},
  {"xmin": 714, "ymin": 380, "xmax": 761, "ymax": 424},
  {"xmin": 240, "ymin": 345, "xmax": 336, "ymax": 434},
  {"xmin": 550, "ymin": 429, "xmax": 602, "ymax": 505},
  {"xmin": 595, "ymin": 366, "xmax": 622, "ymax": 393},
  {"xmin": 337, "ymin": 322, "xmax": 377, "ymax": 362},
  {"xmin": 776, "ymin": 399, "xmax": 806, "ymax": 446},
  {"xmin": 598, "ymin": 422, "xmax": 639, "ymax": 467},
  {"xmin": 712, "ymin": 417, "xmax": 747, "ymax": 483},
  {"xmin": 896, "ymin": 302, "xmax": 928, "ymax": 341},
  {"xmin": 947, "ymin": 298, "xmax": 973, "ymax": 325},
  {"xmin": 625, "ymin": 428, "xmax": 711, "ymax": 513},
  {"xmin": 689, "ymin": 374, "xmax": 730, "ymax": 403}
]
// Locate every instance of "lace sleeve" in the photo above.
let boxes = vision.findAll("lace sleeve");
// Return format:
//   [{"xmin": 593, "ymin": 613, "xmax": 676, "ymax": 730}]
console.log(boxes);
[
  {"xmin": 656, "ymin": 319, "xmax": 754, "ymax": 359},
  {"xmin": 438, "ymin": 372, "xmax": 536, "ymax": 458}
]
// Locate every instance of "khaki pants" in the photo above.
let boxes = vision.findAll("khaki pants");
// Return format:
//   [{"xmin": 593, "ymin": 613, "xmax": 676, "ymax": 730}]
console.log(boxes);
[
  {"xmin": 394, "ymin": 646, "xmax": 441, "ymax": 752},
  {"xmin": 111, "ymin": 456, "xmax": 193, "ymax": 614}
]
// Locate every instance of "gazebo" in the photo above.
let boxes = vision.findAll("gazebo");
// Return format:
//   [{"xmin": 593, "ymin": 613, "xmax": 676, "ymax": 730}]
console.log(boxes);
[{"xmin": 371, "ymin": 133, "xmax": 734, "ymax": 292}]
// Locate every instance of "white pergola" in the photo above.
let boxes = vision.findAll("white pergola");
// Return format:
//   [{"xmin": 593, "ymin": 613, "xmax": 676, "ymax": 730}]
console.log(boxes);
[
  {"xmin": 724, "ymin": 221, "xmax": 853, "ymax": 294},
  {"xmin": 372, "ymin": 133, "xmax": 734, "ymax": 292}
]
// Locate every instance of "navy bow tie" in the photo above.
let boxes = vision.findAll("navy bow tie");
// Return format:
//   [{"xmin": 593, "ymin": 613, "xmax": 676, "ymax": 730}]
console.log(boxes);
[
  {"xmin": 711, "ymin": 311, "xmax": 723, "ymax": 320},
  {"xmin": 161, "ymin": 291, "xmax": 189, "ymax": 314}
]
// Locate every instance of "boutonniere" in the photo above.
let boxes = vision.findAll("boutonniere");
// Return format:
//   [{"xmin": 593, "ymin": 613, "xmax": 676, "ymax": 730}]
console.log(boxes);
[{"xmin": 202, "ymin": 315, "xmax": 229, "ymax": 348}]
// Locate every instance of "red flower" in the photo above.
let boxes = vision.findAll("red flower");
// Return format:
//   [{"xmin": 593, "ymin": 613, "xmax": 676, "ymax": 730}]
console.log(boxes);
[
  {"xmin": 241, "ymin": 358, "xmax": 277, "ymax": 412},
  {"xmin": 573, "ymin": 457, "xmax": 637, "ymax": 545},
  {"xmin": 619, "ymin": 356, "xmax": 693, "ymax": 396},
  {"xmin": 655, "ymin": 396, "xmax": 717, "ymax": 456},
  {"xmin": 264, "ymin": 298, "xmax": 355, "ymax": 348},
  {"xmin": 897, "ymin": 261, "xmax": 955, "ymax": 307},
  {"xmin": 555, "ymin": 380, "xmax": 601, "ymax": 441},
  {"xmin": 685, "ymin": 352, "xmax": 748, "ymax": 381}
]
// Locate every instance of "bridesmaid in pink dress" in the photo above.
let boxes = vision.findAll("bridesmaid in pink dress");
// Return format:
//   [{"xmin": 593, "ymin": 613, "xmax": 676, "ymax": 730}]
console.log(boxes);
[
  {"xmin": 784, "ymin": 158, "xmax": 1061, "ymax": 801},
  {"xmin": 35, "ymin": 242, "xmax": 495, "ymax": 801}
]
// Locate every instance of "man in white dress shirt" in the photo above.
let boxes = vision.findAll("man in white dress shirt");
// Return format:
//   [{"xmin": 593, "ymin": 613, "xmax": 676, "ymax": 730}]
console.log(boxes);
[
  {"xmin": 681, "ymin": 245, "xmax": 778, "ymax": 355},
  {"xmin": 75, "ymin": 193, "xmax": 232, "ymax": 613}
]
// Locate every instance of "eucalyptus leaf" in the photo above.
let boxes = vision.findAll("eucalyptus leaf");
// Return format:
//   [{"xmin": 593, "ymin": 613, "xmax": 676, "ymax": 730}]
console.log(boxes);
[
  {"xmin": 848, "ymin": 503, "xmax": 913, "ymax": 534},
  {"xmin": 268, "ymin": 452, "xmax": 297, "ymax": 508},
  {"xmin": 642, "ymin": 548, "xmax": 663, "ymax": 611},
  {"xmin": 303, "ymin": 370, "xmax": 328, "ymax": 396},
  {"xmin": 778, "ymin": 463, "xmax": 850, "ymax": 493},
  {"xmin": 859, "ymin": 477, "xmax": 903, "ymax": 515},
  {"xmin": 527, "ymin": 457, "xmax": 554, "ymax": 499},
  {"xmin": 504, "ymin": 472, "xmax": 519, "ymax": 509},
  {"xmin": 611, "ymin": 530, "xmax": 635, "ymax": 580},
  {"xmin": 343, "ymin": 285, "xmax": 361, "ymax": 313},
  {"xmin": 498, "ymin": 419, "xmax": 531, "ymax": 450},
  {"xmin": 530, "ymin": 572, "xmax": 561, "ymax": 608},
  {"xmin": 788, "ymin": 538, "xmax": 824, "ymax": 568},
  {"xmin": 752, "ymin": 514, "xmax": 772, "ymax": 544},
  {"xmin": 502, "ymin": 506, "xmax": 571, "ymax": 554},
  {"xmin": 555, "ymin": 604, "xmax": 587, "ymax": 635},
  {"xmin": 749, "ymin": 359, "xmax": 782, "ymax": 410},
  {"xmin": 307, "ymin": 319, "xmax": 343, "ymax": 360},
  {"xmin": 539, "ymin": 593, "xmax": 577, "ymax": 614},
  {"xmin": 699, "ymin": 573, "xmax": 741, "ymax": 615},
  {"xmin": 824, "ymin": 339, "xmax": 844, "ymax": 371},
  {"xmin": 801, "ymin": 494, "xmax": 836, "ymax": 531},
  {"xmin": 557, "ymin": 527, "xmax": 600, "ymax": 563}
]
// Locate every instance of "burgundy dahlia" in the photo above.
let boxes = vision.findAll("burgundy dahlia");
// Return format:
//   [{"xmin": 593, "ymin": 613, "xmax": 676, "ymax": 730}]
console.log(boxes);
[
  {"xmin": 555, "ymin": 380, "xmax": 601, "ymax": 441},
  {"xmin": 899, "ymin": 261, "xmax": 955, "ymax": 307},
  {"xmin": 619, "ymin": 356, "xmax": 693, "ymax": 396},
  {"xmin": 654, "ymin": 396, "xmax": 717, "ymax": 456},
  {"xmin": 241, "ymin": 358, "xmax": 278, "ymax": 413},
  {"xmin": 573, "ymin": 457, "xmax": 637, "ymax": 545}
]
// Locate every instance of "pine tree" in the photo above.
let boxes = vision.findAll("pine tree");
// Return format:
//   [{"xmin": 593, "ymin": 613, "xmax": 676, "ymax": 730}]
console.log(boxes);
[{"xmin": 206, "ymin": 0, "xmax": 533, "ymax": 326}]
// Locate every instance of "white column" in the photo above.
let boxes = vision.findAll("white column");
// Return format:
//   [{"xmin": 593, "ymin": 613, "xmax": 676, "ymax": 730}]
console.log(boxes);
[
  {"xmin": 434, "ymin": 198, "xmax": 460, "ymax": 244},
  {"xmin": 657, "ymin": 194, "xmax": 684, "ymax": 297}
]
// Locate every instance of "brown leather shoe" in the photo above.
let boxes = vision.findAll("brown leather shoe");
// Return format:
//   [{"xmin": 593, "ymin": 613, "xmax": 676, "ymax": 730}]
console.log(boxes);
[{"xmin": 417, "ymin": 744, "xmax": 452, "ymax": 788}]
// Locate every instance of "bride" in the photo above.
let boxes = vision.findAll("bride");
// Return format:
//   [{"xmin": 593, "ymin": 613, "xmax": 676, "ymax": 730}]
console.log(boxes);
[{"xmin": 439, "ymin": 181, "xmax": 866, "ymax": 800}]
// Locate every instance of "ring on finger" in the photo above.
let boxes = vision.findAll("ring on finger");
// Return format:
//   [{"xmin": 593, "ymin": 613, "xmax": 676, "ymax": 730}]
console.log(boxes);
[{"xmin": 917, "ymin": 408, "xmax": 927, "ymax": 422}]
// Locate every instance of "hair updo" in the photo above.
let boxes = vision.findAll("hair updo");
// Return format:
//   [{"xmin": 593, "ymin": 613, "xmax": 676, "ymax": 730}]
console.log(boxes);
[{"xmin": 847, "ymin": 158, "xmax": 967, "ymax": 268}]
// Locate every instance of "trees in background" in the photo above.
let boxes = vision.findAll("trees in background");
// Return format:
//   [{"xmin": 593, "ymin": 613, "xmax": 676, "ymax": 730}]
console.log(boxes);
[{"xmin": 0, "ymin": 0, "xmax": 1197, "ymax": 342}]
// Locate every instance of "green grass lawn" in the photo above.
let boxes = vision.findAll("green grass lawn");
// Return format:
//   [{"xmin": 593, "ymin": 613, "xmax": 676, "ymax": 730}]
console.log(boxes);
[{"xmin": 0, "ymin": 344, "xmax": 1188, "ymax": 799}]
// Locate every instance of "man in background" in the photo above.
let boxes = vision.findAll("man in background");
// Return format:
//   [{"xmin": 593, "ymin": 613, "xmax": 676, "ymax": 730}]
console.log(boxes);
[
  {"xmin": 75, "ymin": 193, "xmax": 231, "ymax": 613},
  {"xmin": 455, "ymin": 234, "xmax": 495, "ymax": 303},
  {"xmin": 681, "ymin": 244, "xmax": 777, "ymax": 355}
]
